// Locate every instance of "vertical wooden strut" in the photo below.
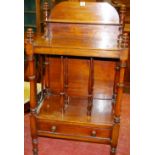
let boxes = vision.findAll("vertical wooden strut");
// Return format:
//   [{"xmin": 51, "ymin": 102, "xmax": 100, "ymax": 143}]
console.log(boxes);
[
  {"xmin": 111, "ymin": 32, "xmax": 128, "ymax": 155},
  {"xmin": 41, "ymin": 55, "xmax": 46, "ymax": 92},
  {"xmin": 44, "ymin": 56, "xmax": 50, "ymax": 95},
  {"xmin": 26, "ymin": 28, "xmax": 38, "ymax": 155},
  {"xmin": 37, "ymin": 55, "xmax": 44, "ymax": 102},
  {"xmin": 87, "ymin": 58, "xmax": 94, "ymax": 116},
  {"xmin": 60, "ymin": 56, "xmax": 65, "ymax": 112},
  {"xmin": 64, "ymin": 57, "xmax": 69, "ymax": 107}
]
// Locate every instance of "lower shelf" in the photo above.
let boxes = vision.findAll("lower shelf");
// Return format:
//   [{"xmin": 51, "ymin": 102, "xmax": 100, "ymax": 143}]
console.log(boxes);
[{"xmin": 37, "ymin": 95, "xmax": 114, "ymax": 125}]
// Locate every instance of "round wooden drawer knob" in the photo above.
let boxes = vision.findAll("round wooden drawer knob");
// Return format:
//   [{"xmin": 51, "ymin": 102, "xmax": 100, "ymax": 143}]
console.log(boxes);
[
  {"xmin": 91, "ymin": 130, "xmax": 96, "ymax": 137},
  {"xmin": 51, "ymin": 125, "xmax": 57, "ymax": 133}
]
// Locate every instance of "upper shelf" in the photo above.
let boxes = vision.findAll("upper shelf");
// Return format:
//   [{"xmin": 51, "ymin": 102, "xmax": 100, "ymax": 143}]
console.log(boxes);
[
  {"xmin": 34, "ymin": 2, "xmax": 121, "ymax": 49},
  {"xmin": 31, "ymin": 2, "xmax": 128, "ymax": 60}
]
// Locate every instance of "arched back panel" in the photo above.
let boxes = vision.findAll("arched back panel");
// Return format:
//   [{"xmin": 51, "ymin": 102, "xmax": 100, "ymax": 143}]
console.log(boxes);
[
  {"xmin": 50, "ymin": 2, "xmax": 119, "ymax": 24},
  {"xmin": 46, "ymin": 2, "xmax": 120, "ymax": 49}
]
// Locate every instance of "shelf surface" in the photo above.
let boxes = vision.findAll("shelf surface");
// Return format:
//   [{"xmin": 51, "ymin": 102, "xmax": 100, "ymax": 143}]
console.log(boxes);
[{"xmin": 37, "ymin": 95, "xmax": 114, "ymax": 126}]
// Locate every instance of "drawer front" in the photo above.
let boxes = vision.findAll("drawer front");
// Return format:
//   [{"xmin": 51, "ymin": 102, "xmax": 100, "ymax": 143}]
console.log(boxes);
[{"xmin": 37, "ymin": 120, "xmax": 112, "ymax": 139}]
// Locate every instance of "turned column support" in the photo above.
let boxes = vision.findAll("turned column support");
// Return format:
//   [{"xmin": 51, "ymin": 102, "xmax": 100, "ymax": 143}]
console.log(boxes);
[
  {"xmin": 37, "ymin": 55, "xmax": 46, "ymax": 102},
  {"xmin": 26, "ymin": 28, "xmax": 37, "ymax": 110},
  {"xmin": 60, "ymin": 56, "xmax": 65, "ymax": 112},
  {"xmin": 64, "ymin": 57, "xmax": 69, "ymax": 107},
  {"xmin": 111, "ymin": 32, "xmax": 129, "ymax": 155},
  {"xmin": 44, "ymin": 56, "xmax": 51, "ymax": 96},
  {"xmin": 26, "ymin": 28, "xmax": 38, "ymax": 155},
  {"xmin": 87, "ymin": 58, "xmax": 94, "ymax": 116}
]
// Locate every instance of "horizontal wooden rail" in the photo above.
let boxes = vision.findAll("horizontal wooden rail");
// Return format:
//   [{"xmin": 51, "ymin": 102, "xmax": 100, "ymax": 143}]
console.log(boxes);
[{"xmin": 46, "ymin": 19, "xmax": 122, "ymax": 26}]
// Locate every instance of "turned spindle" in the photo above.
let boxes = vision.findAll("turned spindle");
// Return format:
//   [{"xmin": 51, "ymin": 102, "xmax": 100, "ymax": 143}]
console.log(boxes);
[
  {"xmin": 60, "ymin": 56, "xmax": 65, "ymax": 112},
  {"xmin": 43, "ymin": 1, "xmax": 49, "ymax": 23},
  {"xmin": 119, "ymin": 4, "xmax": 126, "ymax": 31},
  {"xmin": 122, "ymin": 32, "xmax": 129, "ymax": 48},
  {"xmin": 114, "ymin": 62, "xmax": 126, "ymax": 118},
  {"xmin": 26, "ymin": 28, "xmax": 34, "ymax": 44},
  {"xmin": 111, "ymin": 32, "xmax": 128, "ymax": 155},
  {"xmin": 44, "ymin": 56, "xmax": 51, "ymax": 96},
  {"xmin": 43, "ymin": 1, "xmax": 49, "ymax": 39},
  {"xmin": 87, "ymin": 58, "xmax": 94, "ymax": 116},
  {"xmin": 113, "ymin": 33, "xmax": 128, "ymax": 122},
  {"xmin": 117, "ymin": 27, "xmax": 123, "ymax": 48},
  {"xmin": 37, "ymin": 55, "xmax": 45, "ymax": 102},
  {"xmin": 64, "ymin": 57, "xmax": 69, "ymax": 106}
]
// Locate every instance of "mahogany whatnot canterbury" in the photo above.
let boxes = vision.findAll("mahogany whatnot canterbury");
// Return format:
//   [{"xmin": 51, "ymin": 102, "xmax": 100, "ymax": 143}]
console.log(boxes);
[{"xmin": 25, "ymin": 1, "xmax": 129, "ymax": 155}]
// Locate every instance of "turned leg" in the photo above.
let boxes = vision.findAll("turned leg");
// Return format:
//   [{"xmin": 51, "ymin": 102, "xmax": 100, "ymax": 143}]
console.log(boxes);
[
  {"xmin": 30, "ymin": 114, "xmax": 38, "ymax": 155},
  {"xmin": 26, "ymin": 28, "xmax": 38, "ymax": 155},
  {"xmin": 111, "ymin": 59, "xmax": 127, "ymax": 155},
  {"xmin": 110, "ymin": 123, "xmax": 120, "ymax": 155}
]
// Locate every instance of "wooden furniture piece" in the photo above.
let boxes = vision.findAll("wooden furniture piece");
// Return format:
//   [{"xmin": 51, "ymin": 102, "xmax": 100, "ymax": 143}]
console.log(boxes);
[{"xmin": 25, "ymin": 1, "xmax": 128, "ymax": 155}]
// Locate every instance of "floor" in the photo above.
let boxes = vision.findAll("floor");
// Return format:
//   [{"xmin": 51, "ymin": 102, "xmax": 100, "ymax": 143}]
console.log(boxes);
[{"xmin": 24, "ymin": 93, "xmax": 130, "ymax": 155}]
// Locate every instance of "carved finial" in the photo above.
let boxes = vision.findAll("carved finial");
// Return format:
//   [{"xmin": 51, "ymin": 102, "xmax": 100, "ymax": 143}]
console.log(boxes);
[
  {"xmin": 26, "ymin": 28, "xmax": 34, "ymax": 44},
  {"xmin": 43, "ymin": 1, "xmax": 49, "ymax": 22},
  {"xmin": 26, "ymin": 28, "xmax": 34, "ymax": 56},
  {"xmin": 119, "ymin": 4, "xmax": 126, "ymax": 29},
  {"xmin": 43, "ymin": 1, "xmax": 50, "ymax": 39},
  {"xmin": 122, "ymin": 32, "xmax": 129, "ymax": 48}
]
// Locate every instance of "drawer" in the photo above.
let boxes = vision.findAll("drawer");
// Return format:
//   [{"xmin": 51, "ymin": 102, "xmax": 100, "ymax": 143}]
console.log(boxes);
[{"xmin": 37, "ymin": 120, "xmax": 112, "ymax": 140}]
